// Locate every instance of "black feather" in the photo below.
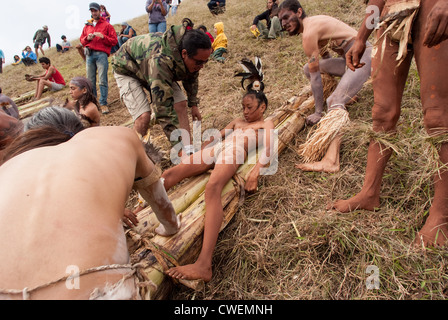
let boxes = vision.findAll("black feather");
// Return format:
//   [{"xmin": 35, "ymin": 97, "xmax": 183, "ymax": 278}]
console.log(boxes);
[{"xmin": 234, "ymin": 57, "xmax": 264, "ymax": 90}]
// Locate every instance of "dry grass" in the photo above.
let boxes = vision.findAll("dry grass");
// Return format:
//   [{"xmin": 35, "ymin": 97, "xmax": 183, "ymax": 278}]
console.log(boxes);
[{"xmin": 1, "ymin": 0, "xmax": 447, "ymax": 300}]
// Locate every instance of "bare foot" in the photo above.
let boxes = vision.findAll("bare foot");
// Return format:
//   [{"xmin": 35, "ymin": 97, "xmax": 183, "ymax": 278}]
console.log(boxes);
[
  {"xmin": 166, "ymin": 262, "xmax": 212, "ymax": 282},
  {"xmin": 327, "ymin": 192, "xmax": 380, "ymax": 213},
  {"xmin": 295, "ymin": 161, "xmax": 340, "ymax": 173},
  {"xmin": 155, "ymin": 216, "xmax": 181, "ymax": 237},
  {"xmin": 414, "ymin": 214, "xmax": 448, "ymax": 248}
]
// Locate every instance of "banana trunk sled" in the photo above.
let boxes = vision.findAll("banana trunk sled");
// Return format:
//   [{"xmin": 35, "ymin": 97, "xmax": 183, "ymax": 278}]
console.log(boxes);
[{"xmin": 126, "ymin": 75, "xmax": 337, "ymax": 300}]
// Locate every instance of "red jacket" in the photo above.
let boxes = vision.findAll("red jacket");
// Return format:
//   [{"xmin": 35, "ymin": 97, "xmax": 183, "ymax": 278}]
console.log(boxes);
[{"xmin": 80, "ymin": 17, "xmax": 118, "ymax": 56}]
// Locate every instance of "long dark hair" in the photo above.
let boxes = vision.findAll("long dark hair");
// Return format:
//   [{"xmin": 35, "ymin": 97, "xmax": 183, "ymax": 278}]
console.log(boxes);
[
  {"xmin": 4, "ymin": 107, "xmax": 85, "ymax": 162},
  {"xmin": 70, "ymin": 77, "xmax": 100, "ymax": 113}
]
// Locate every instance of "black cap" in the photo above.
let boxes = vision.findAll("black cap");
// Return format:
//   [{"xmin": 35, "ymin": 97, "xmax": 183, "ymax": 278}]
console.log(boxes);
[{"xmin": 89, "ymin": 2, "xmax": 101, "ymax": 11}]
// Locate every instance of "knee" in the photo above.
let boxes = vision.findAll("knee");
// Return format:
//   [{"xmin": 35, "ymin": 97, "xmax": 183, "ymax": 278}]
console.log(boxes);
[
  {"xmin": 303, "ymin": 64, "xmax": 310, "ymax": 79},
  {"xmin": 371, "ymin": 101, "xmax": 400, "ymax": 132},
  {"xmin": 423, "ymin": 103, "xmax": 448, "ymax": 133},
  {"xmin": 205, "ymin": 179, "xmax": 223, "ymax": 197},
  {"xmin": 136, "ymin": 112, "xmax": 151, "ymax": 125}
]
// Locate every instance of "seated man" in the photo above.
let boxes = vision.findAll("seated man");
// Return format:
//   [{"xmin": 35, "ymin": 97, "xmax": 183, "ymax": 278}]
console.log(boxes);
[
  {"xmin": 56, "ymin": 35, "xmax": 72, "ymax": 53},
  {"xmin": 278, "ymin": 0, "xmax": 372, "ymax": 173},
  {"xmin": 250, "ymin": 0, "xmax": 282, "ymax": 40},
  {"xmin": 25, "ymin": 57, "xmax": 66, "ymax": 101},
  {"xmin": 207, "ymin": 0, "xmax": 226, "ymax": 15},
  {"xmin": 0, "ymin": 107, "xmax": 180, "ymax": 300},
  {"xmin": 163, "ymin": 86, "xmax": 275, "ymax": 282}
]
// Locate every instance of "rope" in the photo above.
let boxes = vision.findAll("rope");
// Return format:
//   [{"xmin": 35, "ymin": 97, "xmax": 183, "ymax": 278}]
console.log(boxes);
[{"xmin": 0, "ymin": 264, "xmax": 137, "ymax": 300}]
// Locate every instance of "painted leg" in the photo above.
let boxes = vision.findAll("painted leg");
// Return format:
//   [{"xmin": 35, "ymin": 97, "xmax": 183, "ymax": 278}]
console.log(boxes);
[
  {"xmin": 413, "ymin": 0, "xmax": 448, "ymax": 246},
  {"xmin": 328, "ymin": 29, "xmax": 413, "ymax": 213}
]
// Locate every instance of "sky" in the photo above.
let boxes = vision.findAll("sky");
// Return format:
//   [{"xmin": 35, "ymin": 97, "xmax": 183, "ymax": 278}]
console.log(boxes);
[{"xmin": 0, "ymin": 0, "xmax": 150, "ymax": 65}]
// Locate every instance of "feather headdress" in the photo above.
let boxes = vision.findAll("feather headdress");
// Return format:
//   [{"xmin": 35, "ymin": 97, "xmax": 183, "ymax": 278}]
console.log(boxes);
[{"xmin": 234, "ymin": 57, "xmax": 264, "ymax": 92}]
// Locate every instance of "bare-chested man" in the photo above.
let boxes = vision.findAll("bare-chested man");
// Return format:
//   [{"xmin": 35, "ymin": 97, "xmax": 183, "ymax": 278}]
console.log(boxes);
[
  {"xmin": 278, "ymin": 0, "xmax": 372, "ymax": 173},
  {"xmin": 162, "ymin": 90, "xmax": 275, "ymax": 282},
  {"xmin": 0, "ymin": 107, "xmax": 180, "ymax": 300},
  {"xmin": 328, "ymin": 0, "xmax": 448, "ymax": 247}
]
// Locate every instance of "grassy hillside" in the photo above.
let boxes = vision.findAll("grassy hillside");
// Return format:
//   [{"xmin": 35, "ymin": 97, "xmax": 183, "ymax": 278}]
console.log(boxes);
[{"xmin": 1, "ymin": 0, "xmax": 447, "ymax": 300}]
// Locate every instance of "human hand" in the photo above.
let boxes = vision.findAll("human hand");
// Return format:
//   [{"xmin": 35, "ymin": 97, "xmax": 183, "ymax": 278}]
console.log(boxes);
[
  {"xmin": 244, "ymin": 173, "xmax": 259, "ymax": 194},
  {"xmin": 191, "ymin": 106, "xmax": 202, "ymax": 121},
  {"xmin": 346, "ymin": 40, "xmax": 366, "ymax": 71},
  {"xmin": 250, "ymin": 25, "xmax": 257, "ymax": 31},
  {"xmin": 306, "ymin": 112, "xmax": 323, "ymax": 126},
  {"xmin": 87, "ymin": 33, "xmax": 95, "ymax": 41},
  {"xmin": 93, "ymin": 32, "xmax": 104, "ymax": 39},
  {"xmin": 423, "ymin": 0, "xmax": 448, "ymax": 48},
  {"xmin": 123, "ymin": 208, "xmax": 139, "ymax": 228}
]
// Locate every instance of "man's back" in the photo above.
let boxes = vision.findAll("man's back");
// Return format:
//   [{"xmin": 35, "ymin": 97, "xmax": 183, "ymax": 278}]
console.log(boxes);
[
  {"xmin": 302, "ymin": 15, "xmax": 358, "ymax": 55},
  {"xmin": 0, "ymin": 126, "xmax": 142, "ymax": 299}
]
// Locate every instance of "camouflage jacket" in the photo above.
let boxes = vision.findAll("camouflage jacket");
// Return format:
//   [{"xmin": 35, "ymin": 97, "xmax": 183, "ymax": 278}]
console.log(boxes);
[{"xmin": 112, "ymin": 25, "xmax": 199, "ymax": 108}]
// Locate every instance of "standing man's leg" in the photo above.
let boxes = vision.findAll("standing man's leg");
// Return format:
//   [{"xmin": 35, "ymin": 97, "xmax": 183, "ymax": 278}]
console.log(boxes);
[
  {"xmin": 34, "ymin": 43, "xmax": 39, "ymax": 58},
  {"xmin": 328, "ymin": 32, "xmax": 413, "ymax": 212},
  {"xmin": 413, "ymin": 0, "xmax": 448, "ymax": 246},
  {"xmin": 148, "ymin": 23, "xmax": 157, "ymax": 33},
  {"xmin": 86, "ymin": 53, "xmax": 98, "ymax": 98},
  {"xmin": 157, "ymin": 21, "xmax": 167, "ymax": 33},
  {"xmin": 97, "ymin": 52, "xmax": 110, "ymax": 114},
  {"xmin": 115, "ymin": 72, "xmax": 151, "ymax": 137}
]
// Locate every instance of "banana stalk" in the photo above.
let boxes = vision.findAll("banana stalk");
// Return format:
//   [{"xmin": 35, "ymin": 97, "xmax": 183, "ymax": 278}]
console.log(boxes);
[{"xmin": 127, "ymin": 76, "xmax": 337, "ymax": 299}]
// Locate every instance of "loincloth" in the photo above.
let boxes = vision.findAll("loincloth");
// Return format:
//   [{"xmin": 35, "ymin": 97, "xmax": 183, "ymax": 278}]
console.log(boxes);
[
  {"xmin": 209, "ymin": 140, "xmax": 248, "ymax": 165},
  {"xmin": 374, "ymin": 0, "xmax": 421, "ymax": 66}
]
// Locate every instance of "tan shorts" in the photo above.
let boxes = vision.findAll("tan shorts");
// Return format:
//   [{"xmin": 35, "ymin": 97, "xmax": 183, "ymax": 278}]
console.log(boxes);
[{"xmin": 114, "ymin": 72, "xmax": 187, "ymax": 121}]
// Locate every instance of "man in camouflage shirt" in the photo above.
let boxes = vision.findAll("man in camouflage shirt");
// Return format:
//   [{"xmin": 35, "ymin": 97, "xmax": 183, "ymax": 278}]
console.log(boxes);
[{"xmin": 112, "ymin": 25, "xmax": 212, "ymax": 157}]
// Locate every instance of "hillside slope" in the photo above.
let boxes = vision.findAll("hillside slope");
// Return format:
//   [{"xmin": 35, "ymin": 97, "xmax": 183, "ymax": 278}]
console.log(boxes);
[{"xmin": 1, "ymin": 0, "xmax": 446, "ymax": 300}]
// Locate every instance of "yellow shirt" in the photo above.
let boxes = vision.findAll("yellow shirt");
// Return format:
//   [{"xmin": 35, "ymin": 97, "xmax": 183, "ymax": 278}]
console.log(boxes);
[{"xmin": 212, "ymin": 22, "xmax": 228, "ymax": 51}]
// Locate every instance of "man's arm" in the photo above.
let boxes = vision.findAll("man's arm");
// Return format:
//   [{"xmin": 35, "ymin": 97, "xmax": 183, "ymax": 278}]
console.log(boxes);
[
  {"xmin": 132, "ymin": 130, "xmax": 180, "ymax": 236},
  {"xmin": 182, "ymin": 75, "xmax": 202, "ymax": 121},
  {"xmin": 80, "ymin": 26, "xmax": 90, "ymax": 47},
  {"xmin": 303, "ymin": 34, "xmax": 325, "ymax": 125},
  {"xmin": 161, "ymin": 1, "xmax": 168, "ymax": 16},
  {"xmin": 346, "ymin": 0, "xmax": 385, "ymax": 71},
  {"xmin": 93, "ymin": 25, "xmax": 118, "ymax": 47},
  {"xmin": 146, "ymin": 0, "xmax": 155, "ymax": 13},
  {"xmin": 423, "ymin": 0, "xmax": 448, "ymax": 47}
]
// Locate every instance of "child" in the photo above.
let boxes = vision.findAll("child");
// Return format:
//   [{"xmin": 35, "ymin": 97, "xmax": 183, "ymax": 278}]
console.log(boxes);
[
  {"xmin": 198, "ymin": 25, "xmax": 214, "ymax": 45},
  {"xmin": 211, "ymin": 22, "xmax": 228, "ymax": 63},
  {"xmin": 25, "ymin": 57, "xmax": 66, "ymax": 100},
  {"xmin": 12, "ymin": 55, "xmax": 22, "ymax": 66},
  {"xmin": 162, "ymin": 67, "xmax": 275, "ymax": 282},
  {"xmin": 64, "ymin": 77, "xmax": 101, "ymax": 127}
]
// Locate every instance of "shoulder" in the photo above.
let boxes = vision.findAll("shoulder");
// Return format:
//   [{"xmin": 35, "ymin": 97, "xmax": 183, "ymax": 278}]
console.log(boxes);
[
  {"xmin": 258, "ymin": 119, "xmax": 274, "ymax": 131},
  {"xmin": 77, "ymin": 126, "xmax": 138, "ymax": 144}
]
